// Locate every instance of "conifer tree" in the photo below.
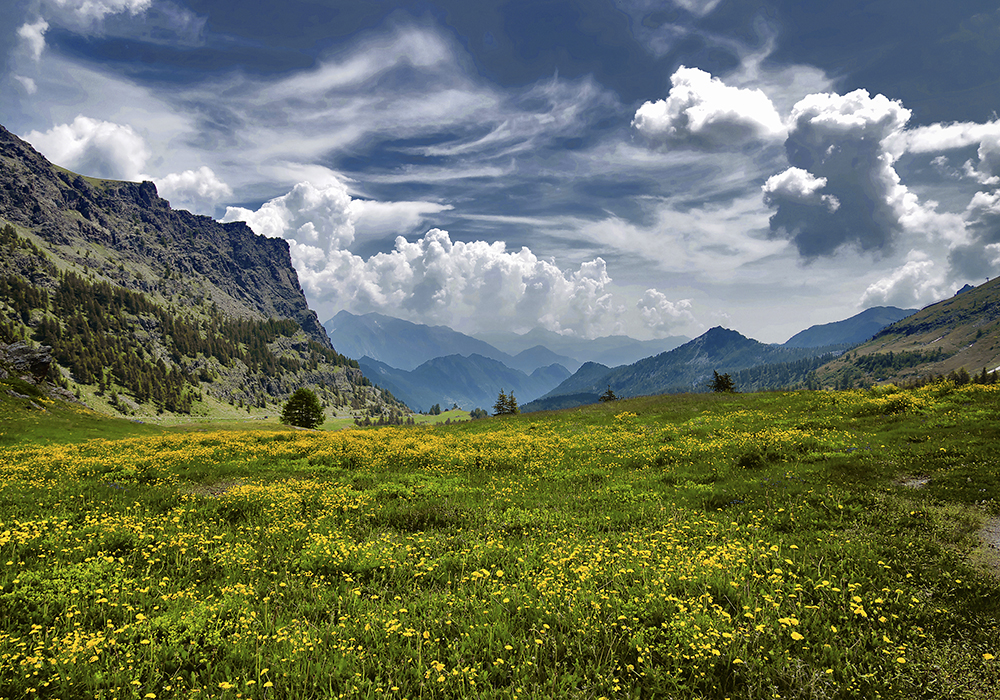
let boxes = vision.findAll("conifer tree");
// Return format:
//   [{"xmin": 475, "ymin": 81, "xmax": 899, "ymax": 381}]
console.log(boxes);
[
  {"xmin": 493, "ymin": 389, "xmax": 510, "ymax": 416},
  {"xmin": 280, "ymin": 388, "xmax": 325, "ymax": 429}
]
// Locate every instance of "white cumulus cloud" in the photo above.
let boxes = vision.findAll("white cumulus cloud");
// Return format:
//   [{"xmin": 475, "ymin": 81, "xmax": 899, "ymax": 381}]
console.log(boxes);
[
  {"xmin": 763, "ymin": 89, "xmax": 936, "ymax": 257},
  {"xmin": 222, "ymin": 181, "xmax": 358, "ymax": 252},
  {"xmin": 154, "ymin": 166, "xmax": 233, "ymax": 215},
  {"xmin": 860, "ymin": 251, "xmax": 947, "ymax": 308},
  {"xmin": 762, "ymin": 167, "xmax": 839, "ymax": 211},
  {"xmin": 632, "ymin": 66, "xmax": 785, "ymax": 150},
  {"xmin": 298, "ymin": 230, "xmax": 622, "ymax": 338},
  {"xmin": 24, "ymin": 115, "xmax": 151, "ymax": 181},
  {"xmin": 637, "ymin": 289, "xmax": 696, "ymax": 337},
  {"xmin": 221, "ymin": 179, "xmax": 626, "ymax": 337}
]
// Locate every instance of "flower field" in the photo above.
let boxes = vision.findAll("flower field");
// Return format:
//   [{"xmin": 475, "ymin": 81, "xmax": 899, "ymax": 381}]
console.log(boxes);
[{"xmin": 1, "ymin": 383, "xmax": 998, "ymax": 699}]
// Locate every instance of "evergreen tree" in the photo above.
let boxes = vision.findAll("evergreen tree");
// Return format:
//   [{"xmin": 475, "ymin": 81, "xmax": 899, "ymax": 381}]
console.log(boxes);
[
  {"xmin": 494, "ymin": 390, "xmax": 519, "ymax": 415},
  {"xmin": 280, "ymin": 388, "xmax": 325, "ymax": 429},
  {"xmin": 493, "ymin": 389, "xmax": 509, "ymax": 416},
  {"xmin": 599, "ymin": 385, "xmax": 617, "ymax": 402},
  {"xmin": 710, "ymin": 370, "xmax": 735, "ymax": 393}
]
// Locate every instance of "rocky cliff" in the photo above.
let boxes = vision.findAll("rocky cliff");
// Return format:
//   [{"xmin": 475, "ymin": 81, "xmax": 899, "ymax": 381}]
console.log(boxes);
[
  {"xmin": 0, "ymin": 124, "xmax": 405, "ymax": 419},
  {"xmin": 0, "ymin": 124, "xmax": 327, "ymax": 345}
]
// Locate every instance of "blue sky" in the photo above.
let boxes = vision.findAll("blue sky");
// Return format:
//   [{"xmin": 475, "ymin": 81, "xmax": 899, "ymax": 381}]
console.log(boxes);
[{"xmin": 4, "ymin": 1, "xmax": 1000, "ymax": 343}]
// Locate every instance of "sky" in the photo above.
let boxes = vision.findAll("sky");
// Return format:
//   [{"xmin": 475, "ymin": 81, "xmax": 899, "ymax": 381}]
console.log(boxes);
[{"xmin": 4, "ymin": 1, "xmax": 1000, "ymax": 343}]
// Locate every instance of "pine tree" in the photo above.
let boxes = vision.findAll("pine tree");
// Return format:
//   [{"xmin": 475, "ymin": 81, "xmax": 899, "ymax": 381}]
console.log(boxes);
[
  {"xmin": 710, "ymin": 370, "xmax": 735, "ymax": 393},
  {"xmin": 280, "ymin": 388, "xmax": 325, "ymax": 429},
  {"xmin": 493, "ymin": 389, "xmax": 510, "ymax": 416}
]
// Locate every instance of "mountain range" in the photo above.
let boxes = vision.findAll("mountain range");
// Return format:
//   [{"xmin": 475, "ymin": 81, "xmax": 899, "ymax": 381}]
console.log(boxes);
[
  {"xmin": 358, "ymin": 354, "xmax": 570, "ymax": 413},
  {"xmin": 816, "ymin": 277, "xmax": 1000, "ymax": 387},
  {"xmin": 523, "ymin": 327, "xmax": 848, "ymax": 412},
  {"xmin": 4, "ymin": 116, "xmax": 996, "ymax": 421},
  {"xmin": 324, "ymin": 310, "xmax": 581, "ymax": 373}
]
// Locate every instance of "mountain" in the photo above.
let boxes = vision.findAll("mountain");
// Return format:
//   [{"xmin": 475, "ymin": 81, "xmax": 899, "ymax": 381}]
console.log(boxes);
[
  {"xmin": 525, "ymin": 327, "xmax": 844, "ymax": 411},
  {"xmin": 0, "ymin": 124, "xmax": 403, "ymax": 419},
  {"xmin": 358, "ymin": 353, "xmax": 570, "ymax": 412},
  {"xmin": 815, "ymin": 278, "xmax": 1000, "ymax": 388},
  {"xmin": 473, "ymin": 327, "xmax": 689, "ymax": 367},
  {"xmin": 324, "ymin": 311, "xmax": 525, "ymax": 371},
  {"xmin": 511, "ymin": 345, "xmax": 582, "ymax": 374},
  {"xmin": 783, "ymin": 306, "xmax": 917, "ymax": 348}
]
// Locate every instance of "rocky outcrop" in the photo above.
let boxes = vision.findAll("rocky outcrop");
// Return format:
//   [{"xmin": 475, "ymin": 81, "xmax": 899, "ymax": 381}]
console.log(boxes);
[
  {"xmin": 0, "ymin": 341, "xmax": 51, "ymax": 383},
  {"xmin": 0, "ymin": 124, "xmax": 329, "ymax": 347}
]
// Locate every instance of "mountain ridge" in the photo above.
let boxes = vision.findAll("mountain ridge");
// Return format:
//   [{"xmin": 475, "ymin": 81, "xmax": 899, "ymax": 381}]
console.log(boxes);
[
  {"xmin": 783, "ymin": 306, "xmax": 917, "ymax": 348},
  {"xmin": 358, "ymin": 353, "xmax": 570, "ymax": 412},
  {"xmin": 525, "ymin": 327, "xmax": 845, "ymax": 411}
]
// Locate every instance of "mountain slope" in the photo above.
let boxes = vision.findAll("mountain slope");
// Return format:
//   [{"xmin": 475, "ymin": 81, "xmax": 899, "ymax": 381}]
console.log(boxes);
[
  {"xmin": 358, "ymin": 353, "xmax": 569, "ymax": 412},
  {"xmin": 324, "ymin": 311, "xmax": 522, "ymax": 371},
  {"xmin": 526, "ymin": 327, "xmax": 844, "ymax": 411},
  {"xmin": 783, "ymin": 306, "xmax": 917, "ymax": 348},
  {"xmin": 0, "ymin": 124, "xmax": 403, "ymax": 419},
  {"xmin": 815, "ymin": 278, "xmax": 1000, "ymax": 387}
]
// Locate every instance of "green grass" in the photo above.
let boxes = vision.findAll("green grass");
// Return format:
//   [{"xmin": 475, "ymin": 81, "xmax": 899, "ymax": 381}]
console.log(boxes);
[{"xmin": 0, "ymin": 383, "xmax": 998, "ymax": 699}]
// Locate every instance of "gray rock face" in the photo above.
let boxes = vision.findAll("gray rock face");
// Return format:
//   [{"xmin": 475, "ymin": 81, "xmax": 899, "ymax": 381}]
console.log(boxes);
[
  {"xmin": 0, "ymin": 124, "xmax": 330, "ymax": 348},
  {"xmin": 0, "ymin": 341, "xmax": 52, "ymax": 383}
]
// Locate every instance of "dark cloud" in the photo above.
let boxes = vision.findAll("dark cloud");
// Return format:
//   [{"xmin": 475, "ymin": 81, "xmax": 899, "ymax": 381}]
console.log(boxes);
[
  {"xmin": 763, "ymin": 89, "xmax": 912, "ymax": 258},
  {"xmin": 951, "ymin": 190, "xmax": 1000, "ymax": 279}
]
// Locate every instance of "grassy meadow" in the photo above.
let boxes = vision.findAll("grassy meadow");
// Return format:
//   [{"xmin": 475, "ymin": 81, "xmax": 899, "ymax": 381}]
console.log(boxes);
[{"xmin": 1, "ymin": 383, "xmax": 999, "ymax": 699}]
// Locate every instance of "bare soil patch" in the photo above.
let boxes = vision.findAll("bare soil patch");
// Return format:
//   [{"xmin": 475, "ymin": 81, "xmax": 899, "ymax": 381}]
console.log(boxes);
[{"xmin": 973, "ymin": 517, "xmax": 1000, "ymax": 579}]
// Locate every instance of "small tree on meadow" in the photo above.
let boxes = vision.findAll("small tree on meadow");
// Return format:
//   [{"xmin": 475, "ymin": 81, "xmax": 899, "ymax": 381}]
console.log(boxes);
[
  {"xmin": 710, "ymin": 370, "xmax": 735, "ymax": 393},
  {"xmin": 599, "ymin": 385, "xmax": 617, "ymax": 402},
  {"xmin": 493, "ymin": 389, "xmax": 519, "ymax": 416},
  {"xmin": 493, "ymin": 389, "xmax": 509, "ymax": 416},
  {"xmin": 280, "ymin": 388, "xmax": 325, "ymax": 429}
]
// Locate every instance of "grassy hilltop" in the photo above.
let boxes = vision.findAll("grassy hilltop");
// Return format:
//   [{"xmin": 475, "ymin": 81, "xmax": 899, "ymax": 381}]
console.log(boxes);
[{"xmin": 0, "ymin": 384, "xmax": 998, "ymax": 699}]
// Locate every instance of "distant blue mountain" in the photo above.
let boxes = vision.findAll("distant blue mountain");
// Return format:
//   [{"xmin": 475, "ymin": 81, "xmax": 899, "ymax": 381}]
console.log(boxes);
[
  {"xmin": 524, "ymin": 327, "xmax": 843, "ymax": 412},
  {"xmin": 782, "ymin": 306, "xmax": 917, "ymax": 348},
  {"xmin": 358, "ymin": 354, "xmax": 570, "ymax": 412},
  {"xmin": 325, "ymin": 311, "xmax": 517, "ymax": 371},
  {"xmin": 474, "ymin": 326, "xmax": 689, "ymax": 367}
]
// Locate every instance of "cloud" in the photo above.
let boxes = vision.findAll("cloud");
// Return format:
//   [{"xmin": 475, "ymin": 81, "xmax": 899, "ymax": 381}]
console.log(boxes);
[
  {"xmin": 17, "ymin": 19, "xmax": 49, "ymax": 61},
  {"xmin": 13, "ymin": 75, "xmax": 38, "ymax": 94},
  {"xmin": 300, "ymin": 230, "xmax": 623, "ymax": 338},
  {"xmin": 154, "ymin": 166, "xmax": 232, "ymax": 215},
  {"xmin": 222, "ymin": 180, "xmax": 626, "ymax": 337},
  {"xmin": 637, "ymin": 289, "xmax": 696, "ymax": 337},
  {"xmin": 763, "ymin": 89, "xmax": 929, "ymax": 257},
  {"xmin": 46, "ymin": 0, "xmax": 153, "ymax": 25},
  {"xmin": 949, "ymin": 190, "xmax": 1000, "ymax": 279},
  {"xmin": 672, "ymin": 0, "xmax": 725, "ymax": 16},
  {"xmin": 24, "ymin": 115, "xmax": 150, "ymax": 181},
  {"xmin": 222, "ymin": 181, "xmax": 357, "ymax": 253},
  {"xmin": 860, "ymin": 251, "xmax": 948, "ymax": 308},
  {"xmin": 632, "ymin": 66, "xmax": 785, "ymax": 150},
  {"xmin": 350, "ymin": 200, "xmax": 454, "ymax": 239},
  {"xmin": 762, "ymin": 167, "xmax": 839, "ymax": 211}
]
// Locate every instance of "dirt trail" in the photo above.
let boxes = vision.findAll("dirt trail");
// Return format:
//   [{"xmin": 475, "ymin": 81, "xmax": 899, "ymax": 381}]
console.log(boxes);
[{"xmin": 975, "ymin": 517, "xmax": 1000, "ymax": 579}]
